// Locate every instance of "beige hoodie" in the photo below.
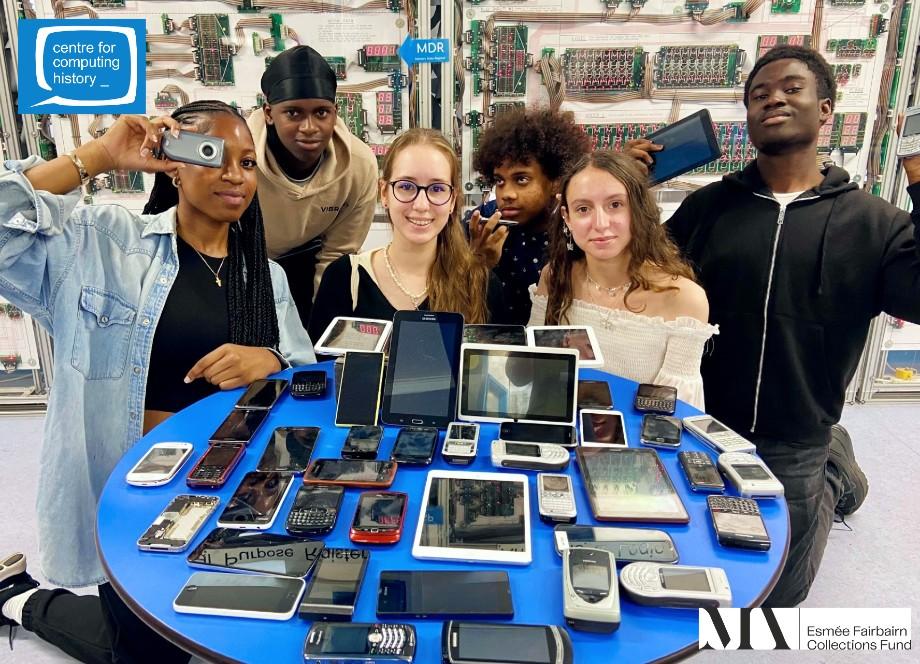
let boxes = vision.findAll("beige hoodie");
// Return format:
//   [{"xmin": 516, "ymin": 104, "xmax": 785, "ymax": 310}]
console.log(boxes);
[{"xmin": 248, "ymin": 111, "xmax": 378, "ymax": 292}]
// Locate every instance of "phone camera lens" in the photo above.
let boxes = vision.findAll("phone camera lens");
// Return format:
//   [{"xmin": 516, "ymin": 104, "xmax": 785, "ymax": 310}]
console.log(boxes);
[{"xmin": 198, "ymin": 142, "xmax": 216, "ymax": 160}]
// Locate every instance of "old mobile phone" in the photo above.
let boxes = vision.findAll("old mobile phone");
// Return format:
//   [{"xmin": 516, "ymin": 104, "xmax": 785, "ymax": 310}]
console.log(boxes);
[
  {"xmin": 286, "ymin": 485, "xmax": 345, "ymax": 536},
  {"xmin": 391, "ymin": 426, "xmax": 439, "ymax": 465},
  {"xmin": 678, "ymin": 451, "xmax": 725, "ymax": 493},
  {"xmin": 537, "ymin": 473, "xmax": 577, "ymax": 524},
  {"xmin": 682, "ymin": 415, "xmax": 757, "ymax": 454},
  {"xmin": 896, "ymin": 105, "xmax": 920, "ymax": 157},
  {"xmin": 640, "ymin": 414, "xmax": 682, "ymax": 449},
  {"xmin": 208, "ymin": 408, "xmax": 269, "ymax": 446},
  {"xmin": 299, "ymin": 549, "xmax": 370, "ymax": 620},
  {"xmin": 553, "ymin": 525, "xmax": 679, "ymax": 565},
  {"xmin": 577, "ymin": 379, "xmax": 613, "ymax": 409},
  {"xmin": 633, "ymin": 383, "xmax": 677, "ymax": 414},
  {"xmin": 349, "ymin": 491, "xmax": 409, "ymax": 545},
  {"xmin": 304, "ymin": 622, "xmax": 416, "ymax": 663},
  {"xmin": 216, "ymin": 471, "xmax": 295, "ymax": 530},
  {"xmin": 137, "ymin": 495, "xmax": 220, "ymax": 552},
  {"xmin": 500, "ymin": 422, "xmax": 576, "ymax": 449},
  {"xmin": 291, "ymin": 370, "xmax": 327, "ymax": 399},
  {"xmin": 257, "ymin": 426, "xmax": 319, "ymax": 472},
  {"xmin": 442, "ymin": 422, "xmax": 478, "ymax": 465},
  {"xmin": 442, "ymin": 622, "xmax": 573, "ymax": 664},
  {"xmin": 126, "ymin": 442, "xmax": 194, "ymax": 487},
  {"xmin": 561, "ymin": 547, "xmax": 620, "ymax": 633},
  {"xmin": 235, "ymin": 378, "xmax": 288, "ymax": 410},
  {"xmin": 304, "ymin": 459, "xmax": 398, "ymax": 488},
  {"xmin": 158, "ymin": 130, "xmax": 225, "ymax": 168},
  {"xmin": 578, "ymin": 410, "xmax": 628, "ymax": 448},
  {"xmin": 187, "ymin": 529, "xmax": 325, "ymax": 577},
  {"xmin": 707, "ymin": 495, "xmax": 771, "ymax": 551},
  {"xmin": 186, "ymin": 442, "xmax": 245, "ymax": 488},
  {"xmin": 336, "ymin": 351, "xmax": 385, "ymax": 427},
  {"xmin": 717, "ymin": 452, "xmax": 784, "ymax": 498},
  {"xmin": 491, "ymin": 440, "xmax": 570, "ymax": 471},
  {"xmin": 619, "ymin": 562, "xmax": 732, "ymax": 608},
  {"xmin": 377, "ymin": 571, "xmax": 513, "ymax": 618},
  {"xmin": 174, "ymin": 571, "xmax": 304, "ymax": 621},
  {"xmin": 342, "ymin": 425, "xmax": 384, "ymax": 460}
]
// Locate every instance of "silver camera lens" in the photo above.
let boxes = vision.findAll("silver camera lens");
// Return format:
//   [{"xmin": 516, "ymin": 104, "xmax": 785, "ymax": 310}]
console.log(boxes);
[{"xmin": 198, "ymin": 141, "xmax": 217, "ymax": 161}]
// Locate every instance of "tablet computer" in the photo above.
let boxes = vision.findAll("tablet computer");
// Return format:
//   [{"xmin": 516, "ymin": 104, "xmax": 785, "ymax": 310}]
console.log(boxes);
[
  {"xmin": 576, "ymin": 447, "xmax": 689, "ymax": 523},
  {"xmin": 381, "ymin": 310, "xmax": 464, "ymax": 428},
  {"xmin": 463, "ymin": 324, "xmax": 527, "ymax": 346},
  {"xmin": 458, "ymin": 344, "xmax": 578, "ymax": 426},
  {"xmin": 526, "ymin": 325, "xmax": 603, "ymax": 367},
  {"xmin": 646, "ymin": 109, "xmax": 721, "ymax": 186},
  {"xmin": 412, "ymin": 470, "xmax": 531, "ymax": 565},
  {"xmin": 315, "ymin": 317, "xmax": 392, "ymax": 356}
]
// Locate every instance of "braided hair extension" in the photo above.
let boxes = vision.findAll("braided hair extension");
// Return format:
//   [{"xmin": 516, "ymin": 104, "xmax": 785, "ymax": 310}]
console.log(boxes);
[{"xmin": 142, "ymin": 100, "xmax": 280, "ymax": 349}]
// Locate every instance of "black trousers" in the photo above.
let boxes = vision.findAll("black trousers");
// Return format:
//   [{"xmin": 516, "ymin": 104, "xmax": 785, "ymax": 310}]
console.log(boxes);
[
  {"xmin": 21, "ymin": 582, "xmax": 190, "ymax": 664},
  {"xmin": 752, "ymin": 430, "xmax": 843, "ymax": 608},
  {"xmin": 274, "ymin": 238, "xmax": 322, "ymax": 329}
]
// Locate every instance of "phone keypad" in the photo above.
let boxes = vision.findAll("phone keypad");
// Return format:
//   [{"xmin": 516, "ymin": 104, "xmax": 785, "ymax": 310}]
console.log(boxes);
[
  {"xmin": 292, "ymin": 381, "xmax": 325, "ymax": 398},
  {"xmin": 189, "ymin": 465, "xmax": 225, "ymax": 482},
  {"xmin": 620, "ymin": 562, "xmax": 662, "ymax": 593},
  {"xmin": 368, "ymin": 624, "xmax": 409, "ymax": 656},
  {"xmin": 540, "ymin": 492, "xmax": 575, "ymax": 513},
  {"xmin": 708, "ymin": 495, "xmax": 761, "ymax": 515},
  {"xmin": 635, "ymin": 396, "xmax": 675, "ymax": 413},
  {"xmin": 288, "ymin": 508, "xmax": 335, "ymax": 529},
  {"xmin": 683, "ymin": 451, "xmax": 712, "ymax": 466}
]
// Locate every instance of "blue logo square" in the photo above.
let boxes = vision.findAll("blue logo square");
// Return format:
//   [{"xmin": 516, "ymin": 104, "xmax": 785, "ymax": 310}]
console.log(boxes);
[{"xmin": 18, "ymin": 19, "xmax": 146, "ymax": 115}]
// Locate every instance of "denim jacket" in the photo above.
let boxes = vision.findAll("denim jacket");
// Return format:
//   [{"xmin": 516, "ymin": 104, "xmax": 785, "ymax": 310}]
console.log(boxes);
[{"xmin": 0, "ymin": 157, "xmax": 316, "ymax": 587}]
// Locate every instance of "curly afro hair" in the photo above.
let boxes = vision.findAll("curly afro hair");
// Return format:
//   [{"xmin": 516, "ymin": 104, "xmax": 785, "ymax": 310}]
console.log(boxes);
[
  {"xmin": 744, "ymin": 44, "xmax": 836, "ymax": 111},
  {"xmin": 473, "ymin": 108, "xmax": 591, "ymax": 186}
]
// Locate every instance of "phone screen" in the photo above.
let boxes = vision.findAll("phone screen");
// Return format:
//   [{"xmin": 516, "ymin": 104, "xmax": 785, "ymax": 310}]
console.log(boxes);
[
  {"xmin": 302, "ymin": 549, "xmax": 369, "ymax": 608},
  {"xmin": 336, "ymin": 352, "xmax": 384, "ymax": 425},
  {"xmin": 659, "ymin": 568, "xmax": 712, "ymax": 592},
  {"xmin": 733, "ymin": 464, "xmax": 772, "ymax": 480},
  {"xmin": 200, "ymin": 443, "xmax": 242, "ymax": 468},
  {"xmin": 133, "ymin": 446, "xmax": 187, "ymax": 475},
  {"xmin": 712, "ymin": 511, "xmax": 768, "ymax": 538},
  {"xmin": 638, "ymin": 384, "xmax": 677, "ymax": 400},
  {"xmin": 344, "ymin": 425, "xmax": 383, "ymax": 455},
  {"xmin": 308, "ymin": 460, "xmax": 394, "ymax": 483},
  {"xmin": 235, "ymin": 379, "xmax": 287, "ymax": 409},
  {"xmin": 258, "ymin": 427, "xmax": 319, "ymax": 472},
  {"xmin": 541, "ymin": 475, "xmax": 571, "ymax": 493},
  {"xmin": 647, "ymin": 110, "xmax": 720, "ymax": 185},
  {"xmin": 531, "ymin": 327, "xmax": 597, "ymax": 361},
  {"xmin": 175, "ymin": 571, "xmax": 302, "ymax": 614},
  {"xmin": 577, "ymin": 380, "xmax": 613, "ymax": 409},
  {"xmin": 457, "ymin": 624, "xmax": 553, "ymax": 664},
  {"xmin": 393, "ymin": 428, "xmax": 438, "ymax": 461},
  {"xmin": 641, "ymin": 416, "xmax": 681, "ymax": 445},
  {"xmin": 353, "ymin": 493, "xmax": 406, "ymax": 531},
  {"xmin": 580, "ymin": 411, "xmax": 627, "ymax": 446},
  {"xmin": 209, "ymin": 409, "xmax": 268, "ymax": 443},
  {"xmin": 218, "ymin": 471, "xmax": 292, "ymax": 525}
]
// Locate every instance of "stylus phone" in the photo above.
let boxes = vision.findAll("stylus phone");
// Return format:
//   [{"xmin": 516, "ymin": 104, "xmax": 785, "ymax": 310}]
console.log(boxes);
[
  {"xmin": 577, "ymin": 379, "xmax": 613, "ymax": 409},
  {"xmin": 442, "ymin": 622, "xmax": 573, "ymax": 664},
  {"xmin": 291, "ymin": 370, "xmax": 327, "ymax": 399},
  {"xmin": 216, "ymin": 471, "xmax": 295, "ymax": 530},
  {"xmin": 633, "ymin": 383, "xmax": 677, "ymax": 414},
  {"xmin": 126, "ymin": 442, "xmax": 194, "ymax": 487},
  {"xmin": 717, "ymin": 452, "xmax": 784, "ymax": 498},
  {"xmin": 682, "ymin": 415, "xmax": 757, "ymax": 454},
  {"xmin": 137, "ymin": 495, "xmax": 220, "ymax": 552},
  {"xmin": 678, "ymin": 451, "xmax": 725, "ymax": 493},
  {"xmin": 500, "ymin": 422, "xmax": 576, "ymax": 448},
  {"xmin": 442, "ymin": 422, "xmax": 479, "ymax": 465},
  {"xmin": 640, "ymin": 414, "xmax": 682, "ymax": 449},
  {"xmin": 173, "ymin": 571, "xmax": 304, "ymax": 620},
  {"xmin": 299, "ymin": 549, "xmax": 370, "ymax": 620},
  {"xmin": 377, "ymin": 571, "xmax": 514, "ymax": 618},
  {"xmin": 645, "ymin": 109, "xmax": 721, "ymax": 185},
  {"xmin": 304, "ymin": 622, "xmax": 417, "ymax": 662},
  {"xmin": 342, "ymin": 425, "xmax": 383, "ymax": 460},
  {"xmin": 349, "ymin": 491, "xmax": 408, "ymax": 545},
  {"xmin": 257, "ymin": 426, "xmax": 319, "ymax": 473},
  {"xmin": 391, "ymin": 426, "xmax": 439, "ymax": 465},
  {"xmin": 286, "ymin": 485, "xmax": 345, "ymax": 536},
  {"xmin": 187, "ymin": 528, "xmax": 325, "ymax": 577},
  {"xmin": 619, "ymin": 562, "xmax": 732, "ymax": 608},
  {"xmin": 234, "ymin": 378, "xmax": 288, "ymax": 410},
  {"xmin": 579, "ymin": 409, "xmax": 628, "ymax": 448},
  {"xmin": 304, "ymin": 459, "xmax": 397, "ymax": 488},
  {"xmin": 336, "ymin": 351, "xmax": 385, "ymax": 427},
  {"xmin": 707, "ymin": 495, "xmax": 771, "ymax": 551},
  {"xmin": 208, "ymin": 408, "xmax": 269, "ymax": 445},
  {"xmin": 186, "ymin": 442, "xmax": 245, "ymax": 488},
  {"xmin": 537, "ymin": 473, "xmax": 577, "ymax": 523}
]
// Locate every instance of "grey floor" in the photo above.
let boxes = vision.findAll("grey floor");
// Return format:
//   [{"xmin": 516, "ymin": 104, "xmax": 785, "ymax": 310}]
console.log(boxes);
[{"xmin": 1, "ymin": 404, "xmax": 918, "ymax": 664}]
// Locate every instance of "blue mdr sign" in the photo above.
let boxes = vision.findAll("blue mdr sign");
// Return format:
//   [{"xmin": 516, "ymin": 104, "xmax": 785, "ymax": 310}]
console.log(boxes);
[{"xmin": 398, "ymin": 36, "xmax": 451, "ymax": 66}]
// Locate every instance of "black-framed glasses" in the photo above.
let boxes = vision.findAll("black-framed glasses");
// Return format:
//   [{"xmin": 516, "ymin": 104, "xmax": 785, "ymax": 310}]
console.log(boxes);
[{"xmin": 389, "ymin": 180, "xmax": 454, "ymax": 206}]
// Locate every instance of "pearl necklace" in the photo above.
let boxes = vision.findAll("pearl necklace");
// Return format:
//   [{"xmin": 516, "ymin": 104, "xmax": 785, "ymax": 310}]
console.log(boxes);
[{"xmin": 383, "ymin": 244, "xmax": 427, "ymax": 309}]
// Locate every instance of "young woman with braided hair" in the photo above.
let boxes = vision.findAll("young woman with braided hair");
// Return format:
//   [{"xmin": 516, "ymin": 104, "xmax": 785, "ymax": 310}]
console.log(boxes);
[{"xmin": 0, "ymin": 100, "xmax": 314, "ymax": 662}]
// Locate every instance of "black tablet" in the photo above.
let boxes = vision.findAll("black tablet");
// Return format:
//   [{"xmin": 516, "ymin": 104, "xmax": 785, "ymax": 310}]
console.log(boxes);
[
  {"xmin": 381, "ymin": 310, "xmax": 464, "ymax": 428},
  {"xmin": 646, "ymin": 109, "xmax": 721, "ymax": 185}
]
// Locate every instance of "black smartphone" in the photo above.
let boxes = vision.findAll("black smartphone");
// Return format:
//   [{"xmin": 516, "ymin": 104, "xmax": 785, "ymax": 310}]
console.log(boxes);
[
  {"xmin": 235, "ymin": 378, "xmax": 288, "ymax": 410},
  {"xmin": 645, "ymin": 109, "xmax": 721, "ymax": 185},
  {"xmin": 216, "ymin": 471, "xmax": 295, "ymax": 530},
  {"xmin": 257, "ymin": 426, "xmax": 320, "ymax": 472},
  {"xmin": 304, "ymin": 459, "xmax": 397, "ymax": 488},
  {"xmin": 377, "ymin": 571, "xmax": 513, "ymax": 618},
  {"xmin": 335, "ymin": 351, "xmax": 385, "ymax": 427},
  {"xmin": 442, "ymin": 622, "xmax": 572, "ymax": 664},
  {"xmin": 678, "ymin": 451, "xmax": 725, "ymax": 493},
  {"xmin": 342, "ymin": 425, "xmax": 383, "ymax": 460},
  {"xmin": 499, "ymin": 422, "xmax": 576, "ymax": 448},
  {"xmin": 304, "ymin": 623, "xmax": 417, "ymax": 662},
  {"xmin": 577, "ymin": 379, "xmax": 613, "ymax": 409},
  {"xmin": 209, "ymin": 408, "xmax": 269, "ymax": 445},
  {"xmin": 640, "ymin": 414, "xmax": 682, "ymax": 449},
  {"xmin": 707, "ymin": 495, "xmax": 771, "ymax": 550},
  {"xmin": 391, "ymin": 426, "xmax": 439, "ymax": 465},
  {"xmin": 634, "ymin": 383, "xmax": 678, "ymax": 414},
  {"xmin": 291, "ymin": 370, "xmax": 327, "ymax": 399},
  {"xmin": 299, "ymin": 549, "xmax": 370, "ymax": 620},
  {"xmin": 174, "ymin": 572, "xmax": 303, "ymax": 620},
  {"xmin": 286, "ymin": 485, "xmax": 345, "ymax": 536}
]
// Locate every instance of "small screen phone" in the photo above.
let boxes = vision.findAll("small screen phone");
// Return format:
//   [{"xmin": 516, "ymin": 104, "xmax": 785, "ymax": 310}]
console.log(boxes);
[
  {"xmin": 350, "ymin": 491, "xmax": 408, "ymax": 544},
  {"xmin": 209, "ymin": 408, "xmax": 269, "ymax": 445},
  {"xmin": 634, "ymin": 383, "xmax": 678, "ymax": 414},
  {"xmin": 304, "ymin": 623, "xmax": 416, "ymax": 662},
  {"xmin": 291, "ymin": 370, "xmax": 327, "ymax": 399},
  {"xmin": 335, "ymin": 351, "xmax": 385, "ymax": 427},
  {"xmin": 299, "ymin": 549, "xmax": 370, "ymax": 619},
  {"xmin": 186, "ymin": 442, "xmax": 245, "ymax": 488},
  {"xmin": 707, "ymin": 496, "xmax": 771, "ymax": 550},
  {"xmin": 286, "ymin": 485, "xmax": 345, "ymax": 536},
  {"xmin": 257, "ymin": 427, "xmax": 319, "ymax": 472},
  {"xmin": 579, "ymin": 410, "xmax": 628, "ymax": 447},
  {"xmin": 342, "ymin": 425, "xmax": 383, "ymax": 460},
  {"xmin": 578, "ymin": 379, "xmax": 613, "ymax": 409},
  {"xmin": 645, "ymin": 109, "xmax": 721, "ymax": 185},
  {"xmin": 640, "ymin": 414, "xmax": 682, "ymax": 448},
  {"xmin": 216, "ymin": 471, "xmax": 294, "ymax": 530},
  {"xmin": 391, "ymin": 426, "xmax": 439, "ymax": 464},
  {"xmin": 304, "ymin": 459, "xmax": 397, "ymax": 487},
  {"xmin": 235, "ymin": 378, "xmax": 288, "ymax": 410}
]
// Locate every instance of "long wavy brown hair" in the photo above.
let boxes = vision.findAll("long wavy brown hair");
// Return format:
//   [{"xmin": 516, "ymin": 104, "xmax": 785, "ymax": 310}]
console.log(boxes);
[
  {"xmin": 544, "ymin": 151, "xmax": 695, "ymax": 324},
  {"xmin": 380, "ymin": 128, "xmax": 490, "ymax": 324}
]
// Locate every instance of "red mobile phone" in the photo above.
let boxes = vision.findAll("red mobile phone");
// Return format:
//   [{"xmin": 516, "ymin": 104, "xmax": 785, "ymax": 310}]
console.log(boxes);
[
  {"xmin": 349, "ymin": 491, "xmax": 408, "ymax": 545},
  {"xmin": 186, "ymin": 442, "xmax": 246, "ymax": 488}
]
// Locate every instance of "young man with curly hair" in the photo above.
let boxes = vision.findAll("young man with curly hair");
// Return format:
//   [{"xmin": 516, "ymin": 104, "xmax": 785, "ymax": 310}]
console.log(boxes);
[{"xmin": 469, "ymin": 108, "xmax": 591, "ymax": 324}]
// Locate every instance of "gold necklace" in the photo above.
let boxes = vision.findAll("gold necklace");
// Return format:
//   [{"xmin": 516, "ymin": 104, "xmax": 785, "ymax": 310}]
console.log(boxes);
[
  {"xmin": 585, "ymin": 269, "xmax": 632, "ymax": 298},
  {"xmin": 191, "ymin": 246, "xmax": 226, "ymax": 288},
  {"xmin": 383, "ymin": 244, "xmax": 427, "ymax": 309}
]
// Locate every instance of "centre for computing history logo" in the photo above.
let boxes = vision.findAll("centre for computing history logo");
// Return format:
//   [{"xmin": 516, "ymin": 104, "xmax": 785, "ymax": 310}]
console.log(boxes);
[
  {"xmin": 18, "ymin": 19, "xmax": 146, "ymax": 115},
  {"xmin": 699, "ymin": 608, "xmax": 912, "ymax": 652}
]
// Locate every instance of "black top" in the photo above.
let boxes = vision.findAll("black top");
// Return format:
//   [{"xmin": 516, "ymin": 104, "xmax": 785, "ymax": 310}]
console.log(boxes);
[
  {"xmin": 308, "ymin": 252, "xmax": 507, "ymax": 344},
  {"xmin": 145, "ymin": 235, "xmax": 230, "ymax": 412}
]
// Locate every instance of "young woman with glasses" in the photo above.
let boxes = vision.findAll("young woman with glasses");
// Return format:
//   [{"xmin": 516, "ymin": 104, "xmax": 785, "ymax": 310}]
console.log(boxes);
[{"xmin": 308, "ymin": 128, "xmax": 503, "ymax": 341}]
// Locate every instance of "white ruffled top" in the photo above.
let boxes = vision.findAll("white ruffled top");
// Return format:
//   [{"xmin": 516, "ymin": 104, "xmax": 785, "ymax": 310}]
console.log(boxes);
[{"xmin": 528, "ymin": 285, "xmax": 719, "ymax": 411}]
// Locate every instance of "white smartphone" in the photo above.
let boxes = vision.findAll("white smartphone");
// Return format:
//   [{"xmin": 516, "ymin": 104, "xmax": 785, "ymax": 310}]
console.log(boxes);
[
  {"xmin": 126, "ymin": 442, "xmax": 194, "ymax": 487},
  {"xmin": 579, "ymin": 409, "xmax": 628, "ymax": 448},
  {"xmin": 173, "ymin": 571, "xmax": 305, "ymax": 620}
]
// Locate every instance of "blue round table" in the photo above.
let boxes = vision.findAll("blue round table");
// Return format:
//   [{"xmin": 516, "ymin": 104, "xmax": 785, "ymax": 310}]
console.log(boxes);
[{"xmin": 96, "ymin": 363, "xmax": 789, "ymax": 663}]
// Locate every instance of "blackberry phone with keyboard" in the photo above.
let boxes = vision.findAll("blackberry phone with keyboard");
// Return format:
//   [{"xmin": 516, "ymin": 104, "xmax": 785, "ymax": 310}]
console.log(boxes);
[
  {"xmin": 291, "ymin": 370, "xmax": 327, "ymax": 399},
  {"xmin": 286, "ymin": 485, "xmax": 345, "ymax": 536},
  {"xmin": 678, "ymin": 451, "xmax": 725, "ymax": 493},
  {"xmin": 707, "ymin": 495, "xmax": 770, "ymax": 550},
  {"xmin": 633, "ymin": 383, "xmax": 677, "ymax": 414}
]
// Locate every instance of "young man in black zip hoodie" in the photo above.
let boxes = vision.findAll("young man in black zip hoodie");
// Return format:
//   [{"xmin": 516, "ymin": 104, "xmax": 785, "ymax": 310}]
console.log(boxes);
[{"xmin": 637, "ymin": 45, "xmax": 920, "ymax": 606}]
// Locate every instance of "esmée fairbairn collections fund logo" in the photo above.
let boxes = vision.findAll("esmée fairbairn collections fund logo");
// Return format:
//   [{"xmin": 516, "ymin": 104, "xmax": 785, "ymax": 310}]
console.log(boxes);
[
  {"xmin": 700, "ymin": 608, "xmax": 912, "ymax": 652},
  {"xmin": 17, "ymin": 19, "xmax": 146, "ymax": 115}
]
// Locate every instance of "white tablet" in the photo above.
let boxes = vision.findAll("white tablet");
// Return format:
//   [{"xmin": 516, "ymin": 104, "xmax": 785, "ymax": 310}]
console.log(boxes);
[
  {"xmin": 412, "ymin": 470, "xmax": 532, "ymax": 565},
  {"xmin": 458, "ymin": 343, "xmax": 579, "ymax": 427},
  {"xmin": 315, "ymin": 317, "xmax": 393, "ymax": 356},
  {"xmin": 526, "ymin": 325, "xmax": 604, "ymax": 367}
]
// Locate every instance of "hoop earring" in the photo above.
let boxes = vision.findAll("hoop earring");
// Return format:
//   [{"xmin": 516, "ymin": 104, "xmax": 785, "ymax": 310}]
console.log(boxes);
[
  {"xmin": 562, "ymin": 224, "xmax": 574, "ymax": 251},
  {"xmin": 171, "ymin": 175, "xmax": 180, "ymax": 188}
]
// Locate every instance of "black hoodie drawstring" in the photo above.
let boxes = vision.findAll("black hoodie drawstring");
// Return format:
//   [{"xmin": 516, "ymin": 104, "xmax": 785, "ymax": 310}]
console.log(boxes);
[{"xmin": 816, "ymin": 197, "xmax": 843, "ymax": 297}]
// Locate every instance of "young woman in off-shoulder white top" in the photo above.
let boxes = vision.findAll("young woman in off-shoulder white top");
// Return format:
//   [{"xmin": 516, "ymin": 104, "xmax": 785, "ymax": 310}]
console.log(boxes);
[{"xmin": 529, "ymin": 151, "xmax": 717, "ymax": 410}]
